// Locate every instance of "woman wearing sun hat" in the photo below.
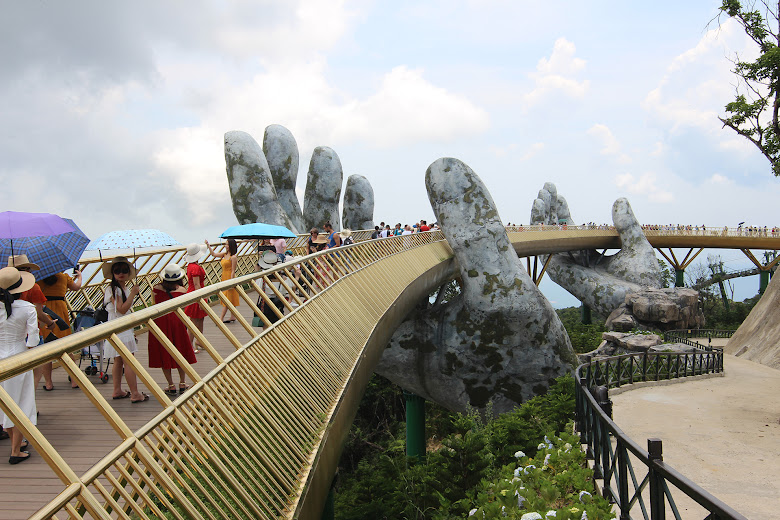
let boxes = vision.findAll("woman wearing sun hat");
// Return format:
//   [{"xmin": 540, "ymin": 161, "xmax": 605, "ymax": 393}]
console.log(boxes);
[
  {"xmin": 7, "ymin": 254, "xmax": 57, "ymax": 391},
  {"xmin": 0, "ymin": 266, "xmax": 39, "ymax": 464},
  {"xmin": 183, "ymin": 244, "xmax": 208, "ymax": 353},
  {"xmin": 103, "ymin": 257, "xmax": 148, "ymax": 403},
  {"xmin": 148, "ymin": 264, "xmax": 198, "ymax": 396}
]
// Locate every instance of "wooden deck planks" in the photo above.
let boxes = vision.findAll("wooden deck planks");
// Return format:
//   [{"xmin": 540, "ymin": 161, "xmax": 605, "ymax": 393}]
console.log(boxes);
[{"xmin": 0, "ymin": 302, "xmax": 261, "ymax": 519}]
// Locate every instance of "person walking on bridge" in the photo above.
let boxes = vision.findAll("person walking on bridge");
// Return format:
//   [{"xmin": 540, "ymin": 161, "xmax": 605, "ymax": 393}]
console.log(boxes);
[
  {"xmin": 205, "ymin": 238, "xmax": 239, "ymax": 323},
  {"xmin": 103, "ymin": 257, "xmax": 148, "ymax": 403},
  {"xmin": 0, "ymin": 267, "xmax": 39, "ymax": 464}
]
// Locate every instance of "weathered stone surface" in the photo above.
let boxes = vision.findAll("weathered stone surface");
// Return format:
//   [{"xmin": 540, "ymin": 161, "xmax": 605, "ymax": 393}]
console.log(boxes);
[
  {"xmin": 531, "ymin": 185, "xmax": 661, "ymax": 315},
  {"xmin": 725, "ymin": 272, "xmax": 780, "ymax": 369},
  {"xmin": 263, "ymin": 124, "xmax": 303, "ymax": 233},
  {"xmin": 602, "ymin": 331, "xmax": 663, "ymax": 351},
  {"xmin": 342, "ymin": 174, "xmax": 374, "ymax": 231},
  {"xmin": 303, "ymin": 146, "xmax": 343, "ymax": 231},
  {"xmin": 605, "ymin": 288, "xmax": 705, "ymax": 332},
  {"xmin": 580, "ymin": 339, "xmax": 695, "ymax": 361},
  {"xmin": 224, "ymin": 131, "xmax": 293, "ymax": 229},
  {"xmin": 376, "ymin": 158, "xmax": 577, "ymax": 415}
]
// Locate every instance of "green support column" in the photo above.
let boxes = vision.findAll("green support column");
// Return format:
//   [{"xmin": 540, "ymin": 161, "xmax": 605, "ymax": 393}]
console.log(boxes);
[
  {"xmin": 320, "ymin": 482, "xmax": 335, "ymax": 520},
  {"xmin": 760, "ymin": 270, "xmax": 770, "ymax": 294},
  {"xmin": 580, "ymin": 303, "xmax": 592, "ymax": 325},
  {"xmin": 675, "ymin": 269, "xmax": 685, "ymax": 287},
  {"xmin": 404, "ymin": 391, "xmax": 426, "ymax": 462}
]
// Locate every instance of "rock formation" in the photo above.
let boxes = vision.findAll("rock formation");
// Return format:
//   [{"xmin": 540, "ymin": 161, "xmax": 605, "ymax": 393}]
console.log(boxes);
[
  {"xmin": 224, "ymin": 131, "xmax": 294, "ymax": 229},
  {"xmin": 725, "ymin": 271, "xmax": 780, "ymax": 369},
  {"xmin": 303, "ymin": 146, "xmax": 343, "ymax": 231},
  {"xmin": 376, "ymin": 158, "xmax": 578, "ymax": 415},
  {"xmin": 605, "ymin": 288, "xmax": 704, "ymax": 332},
  {"xmin": 342, "ymin": 174, "xmax": 375, "ymax": 231},
  {"xmin": 530, "ymin": 185, "xmax": 662, "ymax": 316},
  {"xmin": 263, "ymin": 124, "xmax": 304, "ymax": 233},
  {"xmin": 581, "ymin": 331, "xmax": 697, "ymax": 360}
]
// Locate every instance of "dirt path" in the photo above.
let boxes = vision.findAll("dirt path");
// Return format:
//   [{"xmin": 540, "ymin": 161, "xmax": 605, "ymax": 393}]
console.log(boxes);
[{"xmin": 611, "ymin": 354, "xmax": 780, "ymax": 519}]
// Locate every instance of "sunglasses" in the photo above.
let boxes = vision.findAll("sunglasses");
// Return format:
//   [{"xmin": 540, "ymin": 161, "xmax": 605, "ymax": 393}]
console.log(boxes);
[{"xmin": 112, "ymin": 266, "xmax": 131, "ymax": 274}]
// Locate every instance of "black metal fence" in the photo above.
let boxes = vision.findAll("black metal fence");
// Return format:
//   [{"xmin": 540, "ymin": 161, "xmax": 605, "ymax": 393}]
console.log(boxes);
[
  {"xmin": 662, "ymin": 329, "xmax": 736, "ymax": 349},
  {"xmin": 575, "ymin": 350, "xmax": 747, "ymax": 520}
]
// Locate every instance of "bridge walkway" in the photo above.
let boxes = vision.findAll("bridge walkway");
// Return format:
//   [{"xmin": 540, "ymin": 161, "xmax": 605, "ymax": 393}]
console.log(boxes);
[
  {"xmin": 0, "ymin": 299, "xmax": 262, "ymax": 520},
  {"xmin": 610, "ymin": 353, "xmax": 780, "ymax": 520}
]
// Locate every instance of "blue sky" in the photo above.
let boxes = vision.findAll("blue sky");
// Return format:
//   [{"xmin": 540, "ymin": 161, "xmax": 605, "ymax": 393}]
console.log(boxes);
[{"xmin": 0, "ymin": 0, "xmax": 776, "ymax": 306}]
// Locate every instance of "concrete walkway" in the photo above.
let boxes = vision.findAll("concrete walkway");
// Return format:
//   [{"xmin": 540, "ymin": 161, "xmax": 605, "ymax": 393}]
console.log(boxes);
[{"xmin": 611, "ymin": 353, "xmax": 780, "ymax": 520}]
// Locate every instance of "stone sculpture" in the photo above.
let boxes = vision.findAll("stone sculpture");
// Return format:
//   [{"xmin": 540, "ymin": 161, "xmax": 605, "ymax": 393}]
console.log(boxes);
[
  {"xmin": 530, "ymin": 184, "xmax": 662, "ymax": 316},
  {"xmin": 263, "ymin": 124, "xmax": 304, "ymax": 233},
  {"xmin": 342, "ymin": 174, "xmax": 375, "ymax": 231},
  {"xmin": 226, "ymin": 125, "xmax": 372, "ymax": 234},
  {"xmin": 376, "ymin": 158, "xmax": 578, "ymax": 415},
  {"xmin": 224, "ymin": 130, "xmax": 294, "ymax": 230},
  {"xmin": 303, "ymin": 146, "xmax": 343, "ymax": 232}
]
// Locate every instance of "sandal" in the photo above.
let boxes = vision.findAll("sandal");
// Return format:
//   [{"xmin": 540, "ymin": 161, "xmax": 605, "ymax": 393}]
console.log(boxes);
[
  {"xmin": 165, "ymin": 385, "xmax": 178, "ymax": 397},
  {"xmin": 42, "ymin": 385, "xmax": 54, "ymax": 391},
  {"xmin": 179, "ymin": 383, "xmax": 190, "ymax": 394},
  {"xmin": 131, "ymin": 393, "xmax": 150, "ymax": 404},
  {"xmin": 112, "ymin": 391, "xmax": 131, "ymax": 400}
]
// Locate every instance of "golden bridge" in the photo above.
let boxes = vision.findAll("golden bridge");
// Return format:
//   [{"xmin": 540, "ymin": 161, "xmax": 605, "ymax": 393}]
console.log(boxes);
[{"xmin": 0, "ymin": 225, "xmax": 777, "ymax": 519}]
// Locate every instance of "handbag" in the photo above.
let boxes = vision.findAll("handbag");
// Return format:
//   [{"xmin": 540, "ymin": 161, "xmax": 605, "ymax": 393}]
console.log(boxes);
[{"xmin": 94, "ymin": 304, "xmax": 109, "ymax": 324}]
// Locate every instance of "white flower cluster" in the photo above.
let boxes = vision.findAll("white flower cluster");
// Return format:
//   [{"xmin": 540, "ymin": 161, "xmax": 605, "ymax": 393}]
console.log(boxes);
[
  {"xmin": 578, "ymin": 490, "xmax": 591, "ymax": 503},
  {"xmin": 521, "ymin": 513, "xmax": 542, "ymax": 520},
  {"xmin": 514, "ymin": 450, "xmax": 526, "ymax": 459}
]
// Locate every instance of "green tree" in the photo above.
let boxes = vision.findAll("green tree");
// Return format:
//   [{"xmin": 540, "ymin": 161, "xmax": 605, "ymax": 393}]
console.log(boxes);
[{"xmin": 716, "ymin": 1, "xmax": 780, "ymax": 175}]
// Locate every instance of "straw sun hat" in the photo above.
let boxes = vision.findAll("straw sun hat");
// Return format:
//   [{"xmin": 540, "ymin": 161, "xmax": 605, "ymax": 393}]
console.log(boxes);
[
  {"xmin": 102, "ymin": 256, "xmax": 137, "ymax": 279},
  {"xmin": 0, "ymin": 266, "xmax": 36, "ymax": 294},
  {"xmin": 7, "ymin": 254, "xmax": 40, "ymax": 271},
  {"xmin": 257, "ymin": 250, "xmax": 279, "ymax": 270}
]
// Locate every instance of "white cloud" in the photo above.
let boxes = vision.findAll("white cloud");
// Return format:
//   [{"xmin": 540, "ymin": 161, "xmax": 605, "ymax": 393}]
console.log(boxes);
[
  {"xmin": 524, "ymin": 38, "xmax": 589, "ymax": 108},
  {"xmin": 708, "ymin": 173, "xmax": 733, "ymax": 185},
  {"xmin": 614, "ymin": 172, "xmax": 674, "ymax": 204},
  {"xmin": 520, "ymin": 142, "xmax": 545, "ymax": 161},
  {"xmin": 642, "ymin": 19, "xmax": 759, "ymax": 138},
  {"xmin": 587, "ymin": 124, "xmax": 631, "ymax": 164}
]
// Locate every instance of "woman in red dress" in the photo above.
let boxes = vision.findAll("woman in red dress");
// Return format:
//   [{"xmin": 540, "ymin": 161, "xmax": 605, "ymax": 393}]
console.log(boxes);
[
  {"xmin": 148, "ymin": 264, "xmax": 197, "ymax": 396},
  {"xmin": 183, "ymin": 244, "xmax": 208, "ymax": 353}
]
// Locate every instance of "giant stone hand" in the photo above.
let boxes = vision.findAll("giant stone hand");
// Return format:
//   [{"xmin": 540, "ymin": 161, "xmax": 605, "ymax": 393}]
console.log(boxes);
[
  {"xmin": 376, "ymin": 159, "xmax": 577, "ymax": 415},
  {"xmin": 225, "ymin": 125, "xmax": 373, "ymax": 233},
  {"xmin": 530, "ymin": 183, "xmax": 662, "ymax": 316}
]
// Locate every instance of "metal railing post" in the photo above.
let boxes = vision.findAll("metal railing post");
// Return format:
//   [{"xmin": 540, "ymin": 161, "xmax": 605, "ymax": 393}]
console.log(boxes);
[
  {"xmin": 648, "ymin": 438, "xmax": 666, "ymax": 520},
  {"xmin": 617, "ymin": 442, "xmax": 630, "ymax": 520}
]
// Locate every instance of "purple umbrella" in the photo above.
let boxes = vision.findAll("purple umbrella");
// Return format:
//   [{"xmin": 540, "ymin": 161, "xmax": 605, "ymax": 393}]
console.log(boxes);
[{"xmin": 0, "ymin": 211, "xmax": 76, "ymax": 258}]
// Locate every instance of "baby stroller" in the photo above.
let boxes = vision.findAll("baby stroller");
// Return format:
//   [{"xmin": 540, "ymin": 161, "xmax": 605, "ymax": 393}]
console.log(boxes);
[{"xmin": 72, "ymin": 307, "xmax": 110, "ymax": 383}]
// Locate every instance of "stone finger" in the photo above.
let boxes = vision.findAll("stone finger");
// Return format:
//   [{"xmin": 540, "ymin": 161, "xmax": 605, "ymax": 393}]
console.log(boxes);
[
  {"xmin": 263, "ymin": 124, "xmax": 304, "ymax": 233},
  {"xmin": 224, "ymin": 130, "xmax": 293, "ymax": 229},
  {"xmin": 303, "ymin": 146, "xmax": 343, "ymax": 231}
]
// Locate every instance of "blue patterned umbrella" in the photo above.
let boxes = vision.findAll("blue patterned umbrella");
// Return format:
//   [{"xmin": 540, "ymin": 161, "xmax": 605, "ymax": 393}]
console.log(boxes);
[
  {"xmin": 0, "ymin": 214, "xmax": 90, "ymax": 279},
  {"xmin": 86, "ymin": 229, "xmax": 180, "ymax": 251}
]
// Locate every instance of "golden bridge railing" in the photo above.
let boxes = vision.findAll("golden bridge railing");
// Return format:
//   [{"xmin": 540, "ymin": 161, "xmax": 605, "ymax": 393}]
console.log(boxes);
[
  {"xmin": 0, "ymin": 230, "xmax": 454, "ymax": 519},
  {"xmin": 66, "ymin": 230, "xmax": 378, "ymax": 322}
]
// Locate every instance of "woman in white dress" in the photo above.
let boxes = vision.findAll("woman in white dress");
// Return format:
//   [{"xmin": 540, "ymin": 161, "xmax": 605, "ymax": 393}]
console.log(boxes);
[
  {"xmin": 103, "ymin": 257, "xmax": 148, "ymax": 403},
  {"xmin": 0, "ymin": 267, "xmax": 39, "ymax": 464}
]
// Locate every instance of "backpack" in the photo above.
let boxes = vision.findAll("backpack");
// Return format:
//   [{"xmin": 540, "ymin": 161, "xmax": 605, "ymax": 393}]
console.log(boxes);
[{"xmin": 342, "ymin": 236, "xmax": 354, "ymax": 246}]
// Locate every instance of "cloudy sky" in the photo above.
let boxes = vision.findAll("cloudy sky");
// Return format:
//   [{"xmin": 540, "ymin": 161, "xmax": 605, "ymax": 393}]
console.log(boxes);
[{"xmin": 1, "ymin": 0, "xmax": 776, "ymax": 306}]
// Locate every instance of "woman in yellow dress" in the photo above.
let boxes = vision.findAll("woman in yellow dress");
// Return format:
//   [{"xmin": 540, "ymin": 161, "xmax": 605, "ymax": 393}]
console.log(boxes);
[
  {"xmin": 205, "ymin": 238, "xmax": 239, "ymax": 323},
  {"xmin": 37, "ymin": 269, "xmax": 83, "ymax": 389}
]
